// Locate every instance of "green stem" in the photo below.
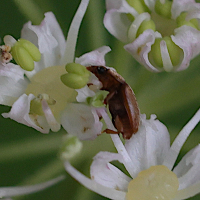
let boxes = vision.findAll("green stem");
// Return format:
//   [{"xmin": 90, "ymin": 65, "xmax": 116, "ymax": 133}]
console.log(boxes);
[
  {"xmin": 13, "ymin": 0, "xmax": 44, "ymax": 24},
  {"xmin": 0, "ymin": 134, "xmax": 62, "ymax": 162}
]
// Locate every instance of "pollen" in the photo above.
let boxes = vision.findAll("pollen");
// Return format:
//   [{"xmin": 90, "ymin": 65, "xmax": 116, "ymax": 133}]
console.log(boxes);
[{"xmin": 126, "ymin": 165, "xmax": 179, "ymax": 200}]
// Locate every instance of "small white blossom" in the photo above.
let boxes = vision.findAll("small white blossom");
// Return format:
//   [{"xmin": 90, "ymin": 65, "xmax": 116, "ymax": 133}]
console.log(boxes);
[
  {"xmin": 104, "ymin": 0, "xmax": 200, "ymax": 72},
  {"xmin": 65, "ymin": 108, "xmax": 200, "ymax": 200},
  {"xmin": 0, "ymin": 0, "xmax": 109, "ymax": 140}
]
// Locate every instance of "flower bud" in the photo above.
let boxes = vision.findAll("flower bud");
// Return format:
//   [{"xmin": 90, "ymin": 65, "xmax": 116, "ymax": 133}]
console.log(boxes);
[
  {"xmin": 126, "ymin": 0, "xmax": 149, "ymax": 14},
  {"xmin": 155, "ymin": 0, "xmax": 172, "ymax": 19},
  {"xmin": 149, "ymin": 37, "xmax": 183, "ymax": 70},
  {"xmin": 136, "ymin": 19, "xmax": 156, "ymax": 38}
]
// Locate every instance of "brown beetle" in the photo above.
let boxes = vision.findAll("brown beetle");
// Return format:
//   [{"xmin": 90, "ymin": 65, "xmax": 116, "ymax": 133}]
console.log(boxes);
[{"xmin": 86, "ymin": 66, "xmax": 140, "ymax": 139}]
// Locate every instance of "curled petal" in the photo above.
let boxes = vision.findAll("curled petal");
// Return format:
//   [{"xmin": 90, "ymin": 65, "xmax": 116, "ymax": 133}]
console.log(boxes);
[
  {"xmin": 61, "ymin": 103, "xmax": 103, "ymax": 140},
  {"xmin": 21, "ymin": 12, "xmax": 66, "ymax": 78},
  {"xmin": 171, "ymin": 0, "xmax": 200, "ymax": 19},
  {"xmin": 90, "ymin": 152, "xmax": 131, "ymax": 191},
  {"xmin": 41, "ymin": 99, "xmax": 60, "ymax": 132},
  {"xmin": 2, "ymin": 94, "xmax": 49, "ymax": 133},
  {"xmin": 174, "ymin": 181, "xmax": 200, "ymax": 200},
  {"xmin": 124, "ymin": 29, "xmax": 162, "ymax": 72},
  {"xmin": 65, "ymin": 161, "xmax": 127, "ymax": 200},
  {"xmin": 173, "ymin": 144, "xmax": 200, "ymax": 190},
  {"xmin": 75, "ymin": 46, "xmax": 111, "ymax": 66},
  {"xmin": 0, "ymin": 63, "xmax": 28, "ymax": 106},
  {"xmin": 0, "ymin": 176, "xmax": 64, "ymax": 198},
  {"xmin": 160, "ymin": 40, "xmax": 173, "ymax": 72},
  {"xmin": 104, "ymin": 0, "xmax": 137, "ymax": 42},
  {"xmin": 172, "ymin": 26, "xmax": 200, "ymax": 71}
]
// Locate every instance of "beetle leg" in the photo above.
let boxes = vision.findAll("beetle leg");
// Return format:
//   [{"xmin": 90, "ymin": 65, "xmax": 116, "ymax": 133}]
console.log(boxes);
[
  {"xmin": 102, "ymin": 129, "xmax": 119, "ymax": 134},
  {"xmin": 104, "ymin": 90, "xmax": 115, "ymax": 105}
]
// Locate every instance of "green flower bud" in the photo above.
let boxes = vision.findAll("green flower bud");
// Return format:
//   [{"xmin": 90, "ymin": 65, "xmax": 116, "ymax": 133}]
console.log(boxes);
[
  {"xmin": 86, "ymin": 91, "xmax": 108, "ymax": 107},
  {"xmin": 148, "ymin": 37, "xmax": 183, "ymax": 70},
  {"xmin": 136, "ymin": 19, "xmax": 156, "ymax": 38},
  {"xmin": 163, "ymin": 36, "xmax": 183, "ymax": 67},
  {"xmin": 126, "ymin": 0, "xmax": 150, "ymax": 14},
  {"xmin": 155, "ymin": 0, "xmax": 172, "ymax": 19},
  {"xmin": 176, "ymin": 12, "xmax": 199, "ymax": 29},
  {"xmin": 149, "ymin": 38, "xmax": 163, "ymax": 69},
  {"xmin": 60, "ymin": 73, "xmax": 89, "ymax": 89},
  {"xmin": 11, "ymin": 39, "xmax": 41, "ymax": 71}
]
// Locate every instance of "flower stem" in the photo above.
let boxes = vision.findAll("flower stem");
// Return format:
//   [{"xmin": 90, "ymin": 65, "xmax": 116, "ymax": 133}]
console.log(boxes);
[{"xmin": 13, "ymin": 0, "xmax": 44, "ymax": 24}]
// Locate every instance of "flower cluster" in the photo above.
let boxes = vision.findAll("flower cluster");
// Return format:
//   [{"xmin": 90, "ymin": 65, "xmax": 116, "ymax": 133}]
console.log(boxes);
[
  {"xmin": 0, "ymin": 0, "xmax": 200, "ymax": 199},
  {"xmin": 104, "ymin": 0, "xmax": 200, "ymax": 72}
]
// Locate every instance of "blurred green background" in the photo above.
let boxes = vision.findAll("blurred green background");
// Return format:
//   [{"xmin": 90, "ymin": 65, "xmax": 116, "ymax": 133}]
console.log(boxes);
[{"xmin": 0, "ymin": 0, "xmax": 200, "ymax": 199}]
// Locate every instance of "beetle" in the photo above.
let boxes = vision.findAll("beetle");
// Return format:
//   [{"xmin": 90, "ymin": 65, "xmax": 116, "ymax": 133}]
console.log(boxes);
[{"xmin": 86, "ymin": 66, "xmax": 140, "ymax": 139}]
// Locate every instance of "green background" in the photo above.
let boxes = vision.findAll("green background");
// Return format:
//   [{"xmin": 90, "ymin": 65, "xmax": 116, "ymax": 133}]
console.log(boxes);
[{"xmin": 0, "ymin": 0, "xmax": 200, "ymax": 199}]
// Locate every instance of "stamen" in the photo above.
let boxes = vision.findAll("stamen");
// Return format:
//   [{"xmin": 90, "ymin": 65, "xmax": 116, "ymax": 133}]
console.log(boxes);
[
  {"xmin": 0, "ymin": 45, "xmax": 12, "ymax": 63},
  {"xmin": 41, "ymin": 99, "xmax": 60, "ymax": 132}
]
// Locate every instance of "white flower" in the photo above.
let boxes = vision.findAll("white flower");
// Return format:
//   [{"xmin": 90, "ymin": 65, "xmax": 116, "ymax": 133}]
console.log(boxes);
[
  {"xmin": 64, "ymin": 108, "xmax": 200, "ymax": 200},
  {"xmin": 0, "ymin": 0, "xmax": 108, "ymax": 140},
  {"xmin": 104, "ymin": 0, "xmax": 200, "ymax": 72},
  {"xmin": 0, "ymin": 176, "xmax": 64, "ymax": 199}
]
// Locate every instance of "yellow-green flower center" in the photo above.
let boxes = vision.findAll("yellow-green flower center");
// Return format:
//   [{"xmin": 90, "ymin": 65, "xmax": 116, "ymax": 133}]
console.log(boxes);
[
  {"xmin": 25, "ymin": 65, "xmax": 77, "ymax": 120},
  {"xmin": 126, "ymin": 165, "xmax": 179, "ymax": 200}
]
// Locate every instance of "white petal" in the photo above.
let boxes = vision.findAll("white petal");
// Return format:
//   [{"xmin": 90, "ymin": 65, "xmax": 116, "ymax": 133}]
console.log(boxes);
[
  {"xmin": 125, "ymin": 114, "xmax": 170, "ymax": 176},
  {"xmin": 171, "ymin": 0, "xmax": 200, "ymax": 19},
  {"xmin": 0, "ymin": 63, "xmax": 28, "ymax": 106},
  {"xmin": 98, "ymin": 109, "xmax": 135, "ymax": 178},
  {"xmin": 41, "ymin": 99, "xmax": 60, "ymax": 132},
  {"xmin": 21, "ymin": 12, "xmax": 65, "ymax": 78},
  {"xmin": 173, "ymin": 145, "xmax": 200, "ymax": 178},
  {"xmin": 0, "ymin": 176, "xmax": 64, "ymax": 198},
  {"xmin": 163, "ymin": 108, "xmax": 200, "ymax": 170},
  {"xmin": 75, "ymin": 85, "xmax": 95, "ymax": 102},
  {"xmin": 173, "ymin": 181, "xmax": 200, "ymax": 200},
  {"xmin": 104, "ymin": 0, "xmax": 137, "ymax": 43},
  {"xmin": 2, "ymin": 94, "xmax": 50, "ymax": 133},
  {"xmin": 75, "ymin": 46, "xmax": 111, "ymax": 66},
  {"xmin": 128, "ymin": 12, "xmax": 151, "ymax": 42},
  {"xmin": 0, "ymin": 63, "xmax": 24, "ymax": 82},
  {"xmin": 90, "ymin": 152, "xmax": 131, "ymax": 191},
  {"xmin": 61, "ymin": 103, "xmax": 103, "ymax": 140},
  {"xmin": 173, "ymin": 145, "xmax": 200, "ymax": 190},
  {"xmin": 64, "ymin": 161, "xmax": 127, "ymax": 200},
  {"xmin": 160, "ymin": 40, "xmax": 174, "ymax": 72},
  {"xmin": 62, "ymin": 0, "xmax": 90, "ymax": 64},
  {"xmin": 124, "ymin": 29, "xmax": 162, "ymax": 72},
  {"xmin": 172, "ymin": 26, "xmax": 200, "ymax": 71}
]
